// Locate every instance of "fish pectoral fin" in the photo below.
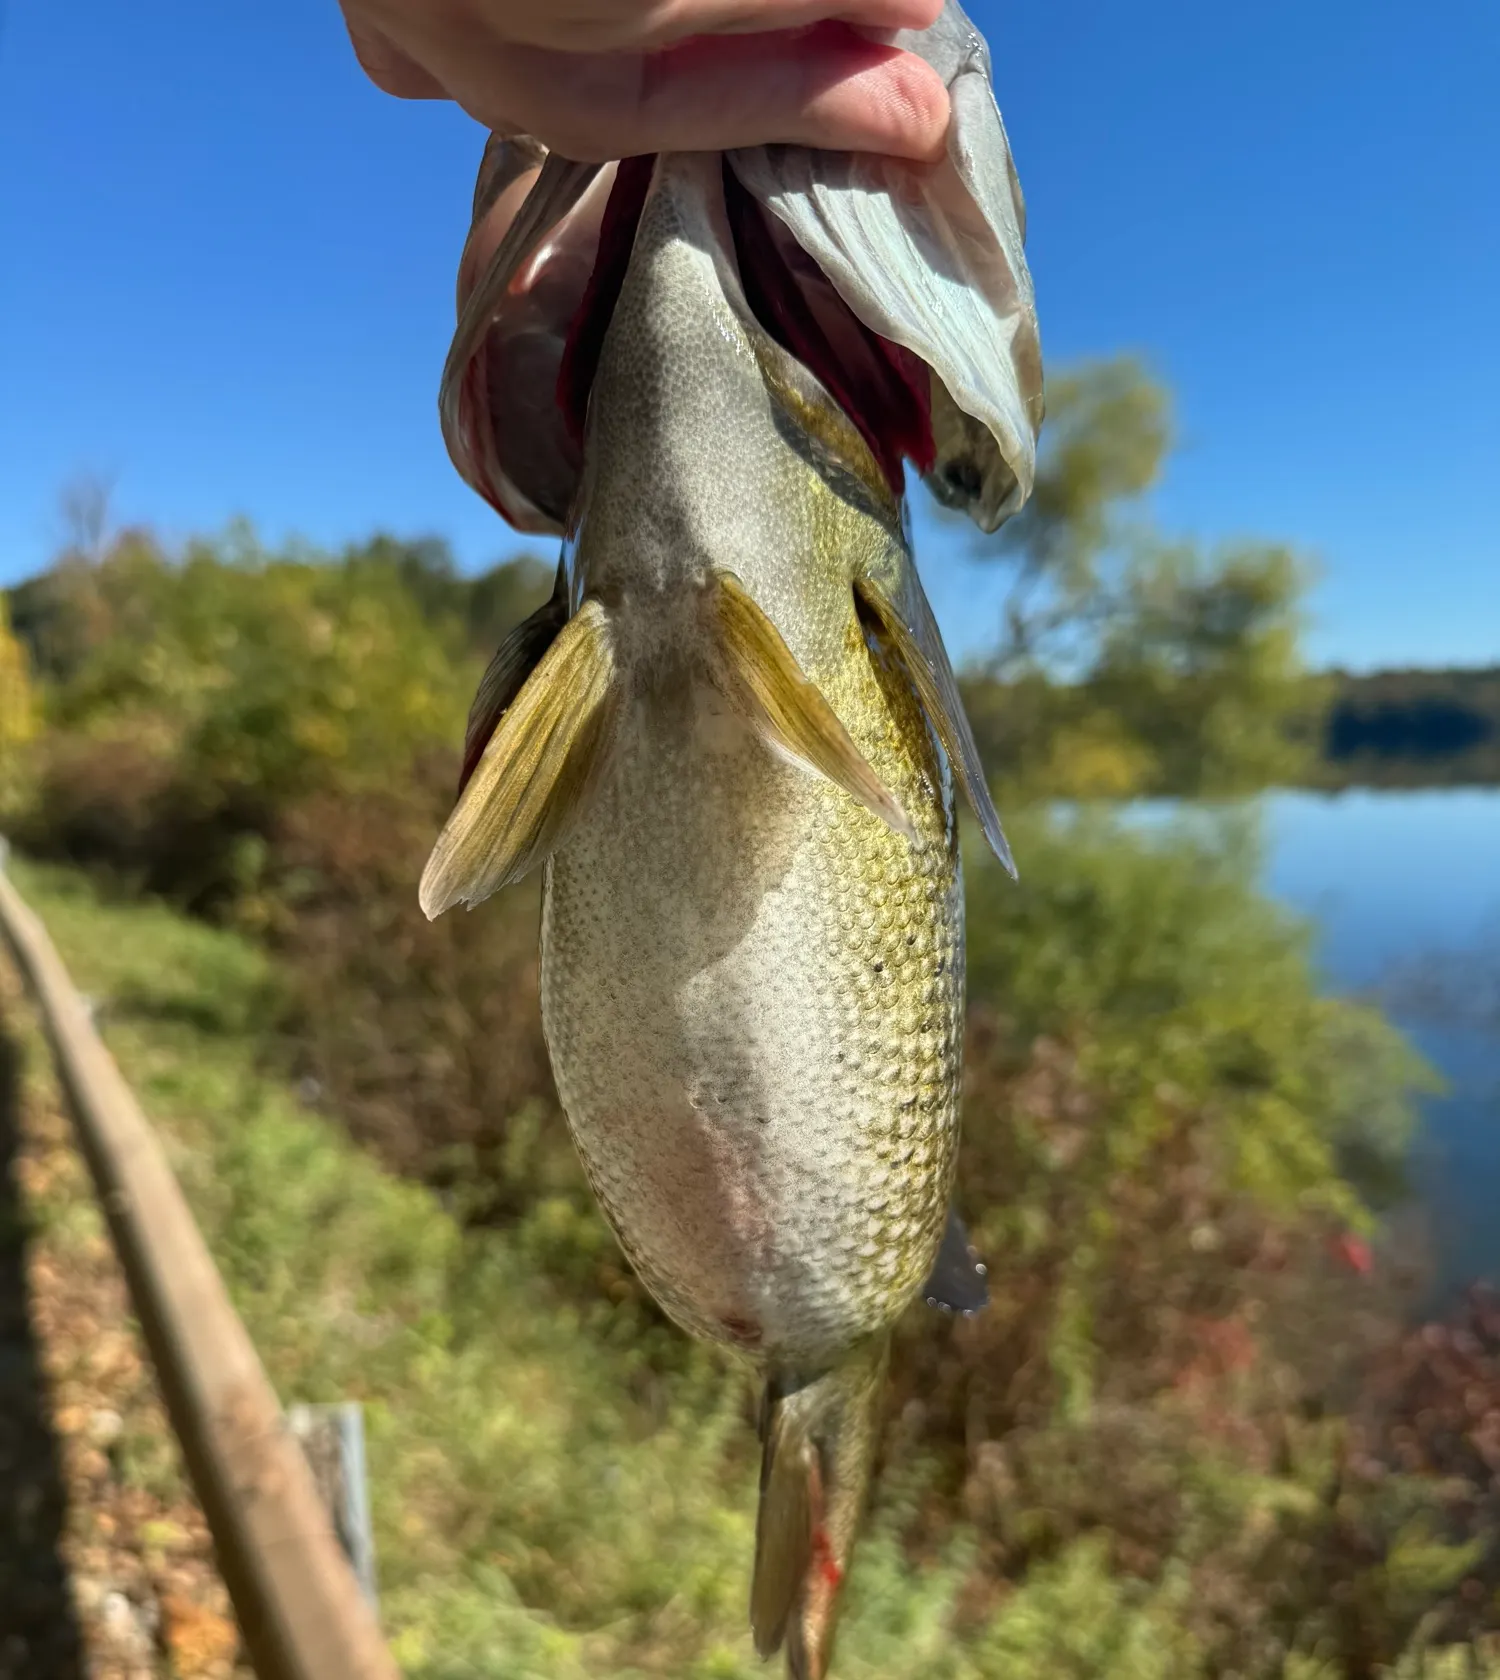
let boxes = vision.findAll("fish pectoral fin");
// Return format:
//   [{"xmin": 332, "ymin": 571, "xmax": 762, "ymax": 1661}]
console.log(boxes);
[
  {"xmin": 922, "ymin": 1207, "xmax": 990, "ymax": 1317},
  {"xmin": 707, "ymin": 570, "xmax": 915, "ymax": 844},
  {"xmin": 854, "ymin": 571, "xmax": 1017, "ymax": 878},
  {"xmin": 458, "ymin": 558, "xmax": 570, "ymax": 796},
  {"xmin": 420, "ymin": 598, "xmax": 618, "ymax": 917}
]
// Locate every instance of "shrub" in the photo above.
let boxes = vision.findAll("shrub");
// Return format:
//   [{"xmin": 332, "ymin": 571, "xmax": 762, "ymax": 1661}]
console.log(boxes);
[
  {"xmin": 0, "ymin": 595, "xmax": 37, "ymax": 818},
  {"xmin": 11, "ymin": 527, "xmax": 546, "ymax": 913}
]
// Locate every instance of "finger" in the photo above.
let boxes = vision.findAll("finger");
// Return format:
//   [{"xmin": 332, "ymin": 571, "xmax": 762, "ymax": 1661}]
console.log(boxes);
[
  {"xmin": 490, "ymin": 0, "xmax": 946, "ymax": 53},
  {"xmin": 637, "ymin": 0, "xmax": 945, "ymax": 48},
  {"xmin": 340, "ymin": 12, "xmax": 447, "ymax": 100},
  {"xmin": 442, "ymin": 27, "xmax": 950, "ymax": 161}
]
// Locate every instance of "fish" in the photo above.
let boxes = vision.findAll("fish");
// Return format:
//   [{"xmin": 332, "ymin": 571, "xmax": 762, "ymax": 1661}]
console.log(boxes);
[{"xmin": 420, "ymin": 7, "xmax": 1041, "ymax": 1674}]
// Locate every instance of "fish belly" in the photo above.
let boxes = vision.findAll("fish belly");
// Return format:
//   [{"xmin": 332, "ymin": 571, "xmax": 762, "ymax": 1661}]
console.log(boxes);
[{"xmin": 539, "ymin": 692, "xmax": 964, "ymax": 1368}]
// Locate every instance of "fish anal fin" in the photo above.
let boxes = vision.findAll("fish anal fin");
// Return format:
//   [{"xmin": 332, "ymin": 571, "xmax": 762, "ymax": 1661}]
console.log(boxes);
[
  {"xmin": 707, "ymin": 571, "xmax": 915, "ymax": 845},
  {"xmin": 459, "ymin": 559, "xmax": 570, "ymax": 795},
  {"xmin": 853, "ymin": 571, "xmax": 1016, "ymax": 878},
  {"xmin": 922, "ymin": 1206, "xmax": 990, "ymax": 1317},
  {"xmin": 420, "ymin": 598, "xmax": 617, "ymax": 918}
]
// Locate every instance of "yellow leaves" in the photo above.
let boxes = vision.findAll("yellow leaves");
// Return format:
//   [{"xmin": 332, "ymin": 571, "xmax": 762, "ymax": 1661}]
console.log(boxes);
[
  {"xmin": 0, "ymin": 599, "xmax": 36, "ymax": 740},
  {"xmin": 1037, "ymin": 713, "xmax": 1158, "ymax": 800},
  {"xmin": 291, "ymin": 712, "xmax": 350, "ymax": 762},
  {"xmin": 0, "ymin": 596, "xmax": 37, "ymax": 810}
]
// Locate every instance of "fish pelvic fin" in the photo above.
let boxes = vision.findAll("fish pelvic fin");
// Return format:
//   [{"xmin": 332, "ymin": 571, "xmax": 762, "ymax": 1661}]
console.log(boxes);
[
  {"xmin": 420, "ymin": 597, "xmax": 618, "ymax": 918},
  {"xmin": 459, "ymin": 558, "xmax": 569, "ymax": 797},
  {"xmin": 707, "ymin": 571, "xmax": 915, "ymax": 846},
  {"xmin": 853, "ymin": 571, "xmax": 1016, "ymax": 878},
  {"xmin": 752, "ymin": 1338, "xmax": 890, "ymax": 1680},
  {"xmin": 921, "ymin": 1206, "xmax": 990, "ymax": 1317}
]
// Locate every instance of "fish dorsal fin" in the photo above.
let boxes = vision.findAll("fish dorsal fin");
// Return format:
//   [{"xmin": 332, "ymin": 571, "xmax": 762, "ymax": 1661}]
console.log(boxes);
[
  {"xmin": 728, "ymin": 0, "xmax": 1042, "ymax": 534},
  {"xmin": 459, "ymin": 560, "xmax": 570, "ymax": 796},
  {"xmin": 854, "ymin": 569, "xmax": 1015, "ymax": 877},
  {"xmin": 922, "ymin": 1207, "xmax": 990, "ymax": 1316},
  {"xmin": 420, "ymin": 598, "xmax": 618, "ymax": 917},
  {"xmin": 707, "ymin": 571, "xmax": 915, "ymax": 844}
]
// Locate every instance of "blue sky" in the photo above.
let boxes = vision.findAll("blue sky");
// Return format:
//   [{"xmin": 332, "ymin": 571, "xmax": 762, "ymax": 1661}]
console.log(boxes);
[{"xmin": 1, "ymin": 0, "xmax": 1496, "ymax": 670}]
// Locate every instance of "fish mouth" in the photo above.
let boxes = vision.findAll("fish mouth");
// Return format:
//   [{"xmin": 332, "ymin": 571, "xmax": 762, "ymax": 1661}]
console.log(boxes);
[
  {"xmin": 556, "ymin": 157, "xmax": 937, "ymax": 504},
  {"xmin": 443, "ymin": 3, "xmax": 1042, "ymax": 539},
  {"xmin": 444, "ymin": 147, "xmax": 942, "ymax": 533}
]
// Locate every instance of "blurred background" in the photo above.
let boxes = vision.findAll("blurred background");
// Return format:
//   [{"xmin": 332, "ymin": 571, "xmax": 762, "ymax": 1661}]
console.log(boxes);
[{"xmin": 2, "ymin": 0, "xmax": 1498, "ymax": 1675}]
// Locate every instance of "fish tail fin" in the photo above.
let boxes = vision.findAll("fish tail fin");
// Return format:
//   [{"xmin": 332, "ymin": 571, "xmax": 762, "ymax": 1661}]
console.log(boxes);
[
  {"xmin": 419, "ymin": 597, "xmax": 619, "ymax": 918},
  {"xmin": 706, "ymin": 569, "xmax": 915, "ymax": 844},
  {"xmin": 751, "ymin": 1337, "xmax": 890, "ymax": 1680}
]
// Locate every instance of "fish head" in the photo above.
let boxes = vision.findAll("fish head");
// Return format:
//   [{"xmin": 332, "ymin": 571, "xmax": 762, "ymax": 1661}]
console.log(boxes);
[
  {"xmin": 439, "ymin": 0, "xmax": 1042, "ymax": 545},
  {"xmin": 565, "ymin": 150, "xmax": 914, "ymax": 620}
]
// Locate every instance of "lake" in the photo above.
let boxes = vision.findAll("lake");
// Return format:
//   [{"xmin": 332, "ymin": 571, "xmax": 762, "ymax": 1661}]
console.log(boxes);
[{"xmin": 1260, "ymin": 789, "xmax": 1500, "ymax": 1301}]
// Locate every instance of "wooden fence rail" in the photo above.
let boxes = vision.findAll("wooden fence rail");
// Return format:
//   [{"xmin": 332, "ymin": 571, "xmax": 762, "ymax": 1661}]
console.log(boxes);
[{"xmin": 0, "ymin": 850, "xmax": 400, "ymax": 1680}]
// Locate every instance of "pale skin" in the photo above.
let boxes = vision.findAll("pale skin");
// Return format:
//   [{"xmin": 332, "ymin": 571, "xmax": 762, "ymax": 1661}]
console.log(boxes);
[{"xmin": 337, "ymin": 0, "xmax": 952, "ymax": 163}]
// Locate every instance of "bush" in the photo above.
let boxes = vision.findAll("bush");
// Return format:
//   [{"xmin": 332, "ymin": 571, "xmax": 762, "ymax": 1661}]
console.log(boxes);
[
  {"xmin": 0, "ymin": 595, "xmax": 37, "ymax": 818},
  {"xmin": 269, "ymin": 763, "xmax": 559, "ymax": 1204},
  {"xmin": 10, "ymin": 526, "xmax": 546, "ymax": 913}
]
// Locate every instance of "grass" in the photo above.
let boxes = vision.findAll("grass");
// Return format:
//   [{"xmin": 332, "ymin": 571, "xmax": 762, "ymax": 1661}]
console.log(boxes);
[{"xmin": 1, "ymin": 858, "xmax": 1003, "ymax": 1680}]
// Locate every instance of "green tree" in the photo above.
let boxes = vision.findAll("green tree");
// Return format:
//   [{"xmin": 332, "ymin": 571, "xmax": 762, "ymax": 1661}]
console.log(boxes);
[
  {"xmin": 959, "ymin": 358, "xmax": 1325, "ymax": 799},
  {"xmin": 335, "ymin": 531, "xmax": 552, "ymax": 659}
]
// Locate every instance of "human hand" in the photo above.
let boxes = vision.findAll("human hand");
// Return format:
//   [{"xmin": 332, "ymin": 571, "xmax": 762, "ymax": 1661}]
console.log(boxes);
[{"xmin": 338, "ymin": 0, "xmax": 951, "ymax": 162}]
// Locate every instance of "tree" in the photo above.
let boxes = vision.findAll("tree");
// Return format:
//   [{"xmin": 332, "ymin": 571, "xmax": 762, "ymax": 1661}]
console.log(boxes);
[
  {"xmin": 57, "ymin": 472, "xmax": 116, "ymax": 565},
  {"xmin": 958, "ymin": 358, "xmax": 1325, "ymax": 799}
]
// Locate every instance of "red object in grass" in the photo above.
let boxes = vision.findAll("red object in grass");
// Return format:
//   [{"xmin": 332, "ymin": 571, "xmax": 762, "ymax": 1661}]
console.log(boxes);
[{"xmin": 1332, "ymin": 1232, "xmax": 1375, "ymax": 1275}]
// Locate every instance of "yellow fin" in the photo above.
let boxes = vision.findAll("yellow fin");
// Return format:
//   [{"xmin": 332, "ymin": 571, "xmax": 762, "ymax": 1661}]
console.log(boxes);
[
  {"xmin": 854, "ymin": 571, "xmax": 1017, "ymax": 878},
  {"xmin": 708, "ymin": 571, "xmax": 915, "ymax": 844},
  {"xmin": 420, "ymin": 599, "xmax": 617, "ymax": 917}
]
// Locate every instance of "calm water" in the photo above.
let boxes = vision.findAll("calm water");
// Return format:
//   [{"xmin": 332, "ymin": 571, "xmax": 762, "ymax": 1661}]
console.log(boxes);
[{"xmin": 1261, "ymin": 789, "xmax": 1500, "ymax": 1298}]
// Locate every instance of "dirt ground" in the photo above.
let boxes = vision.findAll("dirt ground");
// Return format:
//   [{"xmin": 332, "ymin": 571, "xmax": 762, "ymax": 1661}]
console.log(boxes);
[{"xmin": 0, "ymin": 962, "xmax": 249, "ymax": 1680}]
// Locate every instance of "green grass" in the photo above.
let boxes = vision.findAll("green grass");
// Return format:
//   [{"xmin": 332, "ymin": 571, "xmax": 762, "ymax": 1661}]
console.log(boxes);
[{"xmin": 3, "ymin": 858, "xmax": 1007, "ymax": 1679}]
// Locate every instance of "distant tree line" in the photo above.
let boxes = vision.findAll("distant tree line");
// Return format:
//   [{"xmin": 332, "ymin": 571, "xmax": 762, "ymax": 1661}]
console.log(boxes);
[{"xmin": 1309, "ymin": 666, "xmax": 1500, "ymax": 789}]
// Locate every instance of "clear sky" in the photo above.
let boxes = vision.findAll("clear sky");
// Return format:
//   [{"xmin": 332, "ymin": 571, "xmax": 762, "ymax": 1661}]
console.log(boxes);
[{"xmin": 1, "ymin": 0, "xmax": 1496, "ymax": 670}]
